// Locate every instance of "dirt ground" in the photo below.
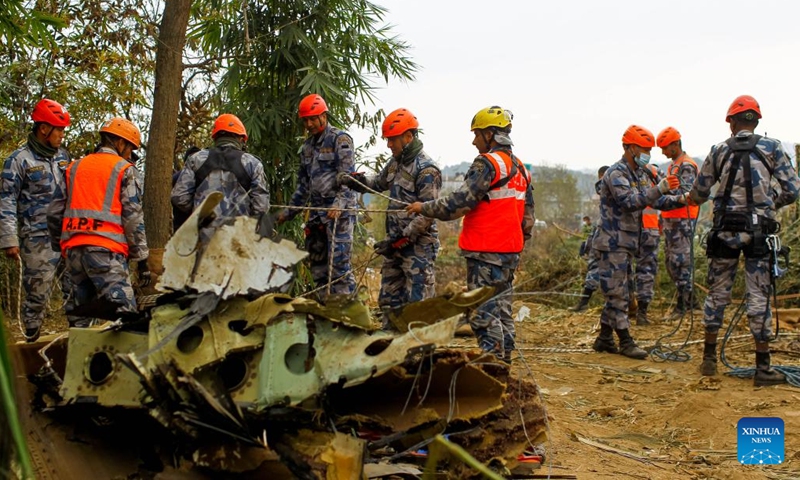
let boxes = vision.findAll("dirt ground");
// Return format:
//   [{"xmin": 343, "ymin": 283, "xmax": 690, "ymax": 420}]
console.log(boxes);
[{"xmin": 489, "ymin": 302, "xmax": 800, "ymax": 480}]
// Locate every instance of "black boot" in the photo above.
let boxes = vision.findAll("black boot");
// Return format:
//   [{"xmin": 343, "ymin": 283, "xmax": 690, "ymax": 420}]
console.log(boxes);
[
  {"xmin": 592, "ymin": 323, "xmax": 618, "ymax": 353},
  {"xmin": 570, "ymin": 288, "xmax": 594, "ymax": 312},
  {"xmin": 700, "ymin": 332, "xmax": 717, "ymax": 376},
  {"xmin": 502, "ymin": 334, "xmax": 516, "ymax": 365},
  {"xmin": 636, "ymin": 301, "xmax": 650, "ymax": 326},
  {"xmin": 754, "ymin": 344, "xmax": 785, "ymax": 387},
  {"xmin": 616, "ymin": 328, "xmax": 647, "ymax": 359}
]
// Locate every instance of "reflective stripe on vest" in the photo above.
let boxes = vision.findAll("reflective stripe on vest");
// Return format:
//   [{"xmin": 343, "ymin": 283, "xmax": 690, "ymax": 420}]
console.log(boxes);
[
  {"xmin": 459, "ymin": 151, "xmax": 529, "ymax": 253},
  {"xmin": 61, "ymin": 153, "xmax": 131, "ymax": 254},
  {"xmin": 661, "ymin": 154, "xmax": 699, "ymax": 219},
  {"xmin": 642, "ymin": 206, "xmax": 659, "ymax": 230}
]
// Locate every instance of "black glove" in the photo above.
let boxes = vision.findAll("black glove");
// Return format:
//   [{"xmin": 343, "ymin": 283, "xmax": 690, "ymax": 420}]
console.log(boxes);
[
  {"xmin": 373, "ymin": 239, "xmax": 393, "ymax": 257},
  {"xmin": 339, "ymin": 172, "xmax": 369, "ymax": 193},
  {"xmin": 256, "ymin": 212, "xmax": 279, "ymax": 239},
  {"xmin": 305, "ymin": 222, "xmax": 328, "ymax": 263},
  {"xmin": 137, "ymin": 259, "xmax": 151, "ymax": 287}
]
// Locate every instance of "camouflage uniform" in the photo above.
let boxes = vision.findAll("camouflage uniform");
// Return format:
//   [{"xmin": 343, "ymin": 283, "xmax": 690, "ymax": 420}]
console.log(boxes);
[
  {"xmin": 360, "ymin": 138, "xmax": 441, "ymax": 315},
  {"xmin": 47, "ymin": 147, "xmax": 149, "ymax": 315},
  {"xmin": 281, "ymin": 124, "xmax": 357, "ymax": 297},
  {"xmin": 634, "ymin": 167, "xmax": 663, "ymax": 304},
  {"xmin": 662, "ymin": 154, "xmax": 699, "ymax": 297},
  {"xmin": 581, "ymin": 224, "xmax": 600, "ymax": 292},
  {"xmin": 171, "ymin": 139, "xmax": 270, "ymax": 235},
  {"xmin": 594, "ymin": 159, "xmax": 681, "ymax": 330},
  {"xmin": 0, "ymin": 141, "xmax": 71, "ymax": 330},
  {"xmin": 689, "ymin": 131, "xmax": 800, "ymax": 340},
  {"xmin": 420, "ymin": 147, "xmax": 534, "ymax": 357}
]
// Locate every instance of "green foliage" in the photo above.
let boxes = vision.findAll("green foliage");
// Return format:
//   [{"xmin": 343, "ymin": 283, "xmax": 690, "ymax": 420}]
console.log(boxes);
[
  {"xmin": 188, "ymin": 0, "xmax": 417, "ymax": 206},
  {"xmin": 0, "ymin": 0, "xmax": 158, "ymax": 157}
]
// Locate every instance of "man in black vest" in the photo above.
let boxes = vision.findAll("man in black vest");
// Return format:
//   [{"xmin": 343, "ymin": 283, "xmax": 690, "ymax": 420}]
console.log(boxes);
[
  {"xmin": 171, "ymin": 114, "xmax": 269, "ymax": 234},
  {"xmin": 688, "ymin": 95, "xmax": 800, "ymax": 386}
]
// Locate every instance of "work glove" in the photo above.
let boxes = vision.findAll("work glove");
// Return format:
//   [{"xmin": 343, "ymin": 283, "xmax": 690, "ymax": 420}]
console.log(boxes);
[
  {"xmin": 391, "ymin": 236, "xmax": 411, "ymax": 250},
  {"xmin": 337, "ymin": 172, "xmax": 369, "ymax": 193},
  {"xmin": 373, "ymin": 239, "xmax": 393, "ymax": 257},
  {"xmin": 137, "ymin": 259, "xmax": 151, "ymax": 287},
  {"xmin": 658, "ymin": 175, "xmax": 680, "ymax": 194}
]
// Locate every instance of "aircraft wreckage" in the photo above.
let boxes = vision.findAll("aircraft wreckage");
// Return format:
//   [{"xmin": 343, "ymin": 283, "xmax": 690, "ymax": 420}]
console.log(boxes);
[{"xmin": 13, "ymin": 193, "xmax": 547, "ymax": 479}]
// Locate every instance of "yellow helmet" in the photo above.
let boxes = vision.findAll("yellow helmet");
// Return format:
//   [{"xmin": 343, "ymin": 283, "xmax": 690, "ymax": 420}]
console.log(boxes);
[{"xmin": 470, "ymin": 106, "xmax": 513, "ymax": 131}]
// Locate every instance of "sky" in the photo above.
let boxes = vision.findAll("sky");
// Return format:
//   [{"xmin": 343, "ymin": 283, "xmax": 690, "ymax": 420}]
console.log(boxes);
[{"xmin": 353, "ymin": 0, "xmax": 800, "ymax": 170}]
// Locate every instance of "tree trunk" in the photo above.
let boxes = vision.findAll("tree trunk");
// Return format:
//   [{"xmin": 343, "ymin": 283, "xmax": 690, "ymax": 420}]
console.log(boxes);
[{"xmin": 143, "ymin": 0, "xmax": 191, "ymax": 251}]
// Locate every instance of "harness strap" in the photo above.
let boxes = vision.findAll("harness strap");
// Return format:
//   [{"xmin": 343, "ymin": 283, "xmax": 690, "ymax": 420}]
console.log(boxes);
[{"xmin": 194, "ymin": 147, "xmax": 252, "ymax": 192}]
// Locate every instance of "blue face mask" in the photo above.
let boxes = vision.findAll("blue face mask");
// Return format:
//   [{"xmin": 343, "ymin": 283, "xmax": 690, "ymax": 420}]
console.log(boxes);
[{"xmin": 635, "ymin": 152, "xmax": 651, "ymax": 167}]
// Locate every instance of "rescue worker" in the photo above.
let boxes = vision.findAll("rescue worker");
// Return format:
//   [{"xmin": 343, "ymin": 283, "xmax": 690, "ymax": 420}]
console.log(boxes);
[
  {"xmin": 337, "ymin": 108, "xmax": 441, "ymax": 327},
  {"xmin": 172, "ymin": 146, "xmax": 200, "ymax": 232},
  {"xmin": 632, "ymin": 164, "xmax": 663, "ymax": 325},
  {"xmin": 657, "ymin": 127, "xmax": 699, "ymax": 321},
  {"xmin": 407, "ymin": 106, "xmax": 534, "ymax": 363},
  {"xmin": 571, "ymin": 166, "xmax": 608, "ymax": 312},
  {"xmin": 47, "ymin": 118, "xmax": 150, "ymax": 321},
  {"xmin": 0, "ymin": 99, "xmax": 72, "ymax": 341},
  {"xmin": 592, "ymin": 125, "xmax": 681, "ymax": 359},
  {"xmin": 687, "ymin": 95, "xmax": 800, "ymax": 386},
  {"xmin": 277, "ymin": 94, "xmax": 357, "ymax": 298},
  {"xmin": 171, "ymin": 115, "xmax": 269, "ymax": 233}
]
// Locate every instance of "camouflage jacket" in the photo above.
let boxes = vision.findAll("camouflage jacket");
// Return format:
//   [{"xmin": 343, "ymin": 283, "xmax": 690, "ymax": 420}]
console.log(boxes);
[
  {"xmin": 46, "ymin": 147, "xmax": 149, "ymax": 261},
  {"xmin": 0, "ymin": 143, "xmax": 70, "ymax": 248},
  {"xmin": 420, "ymin": 147, "xmax": 535, "ymax": 263},
  {"xmin": 689, "ymin": 130, "xmax": 800, "ymax": 219},
  {"xmin": 285, "ymin": 124, "xmax": 356, "ymax": 222},
  {"xmin": 364, "ymin": 140, "xmax": 441, "ymax": 244},
  {"xmin": 171, "ymin": 143, "xmax": 270, "ymax": 220},
  {"xmin": 593, "ymin": 158, "xmax": 682, "ymax": 253}
]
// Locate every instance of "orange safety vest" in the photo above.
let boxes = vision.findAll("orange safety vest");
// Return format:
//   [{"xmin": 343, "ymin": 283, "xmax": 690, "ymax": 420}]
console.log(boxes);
[
  {"xmin": 639, "ymin": 165, "xmax": 660, "ymax": 230},
  {"xmin": 661, "ymin": 154, "xmax": 699, "ymax": 219},
  {"xmin": 61, "ymin": 152, "xmax": 132, "ymax": 256},
  {"xmin": 459, "ymin": 151, "xmax": 530, "ymax": 253}
]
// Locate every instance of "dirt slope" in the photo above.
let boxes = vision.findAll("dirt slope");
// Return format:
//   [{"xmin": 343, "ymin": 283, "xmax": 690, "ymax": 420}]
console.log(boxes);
[{"xmin": 495, "ymin": 303, "xmax": 800, "ymax": 480}]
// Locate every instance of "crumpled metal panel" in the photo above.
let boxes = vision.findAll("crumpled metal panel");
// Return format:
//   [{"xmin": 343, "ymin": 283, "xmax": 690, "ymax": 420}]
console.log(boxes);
[
  {"xmin": 256, "ymin": 314, "xmax": 459, "ymax": 408},
  {"xmin": 245, "ymin": 294, "xmax": 373, "ymax": 330},
  {"xmin": 146, "ymin": 299, "xmax": 265, "ymax": 374},
  {"xmin": 388, "ymin": 286, "xmax": 495, "ymax": 331},
  {"xmin": 158, "ymin": 192, "xmax": 307, "ymax": 298},
  {"xmin": 59, "ymin": 328, "xmax": 148, "ymax": 407}
]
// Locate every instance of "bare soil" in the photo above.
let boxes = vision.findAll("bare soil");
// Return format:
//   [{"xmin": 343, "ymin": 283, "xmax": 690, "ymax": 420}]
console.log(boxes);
[{"xmin": 498, "ymin": 302, "xmax": 800, "ymax": 480}]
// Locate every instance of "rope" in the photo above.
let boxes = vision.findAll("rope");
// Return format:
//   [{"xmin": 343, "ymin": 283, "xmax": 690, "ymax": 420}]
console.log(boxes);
[
  {"xmin": 327, "ymin": 215, "xmax": 338, "ymax": 297},
  {"xmin": 271, "ymin": 203, "xmax": 401, "ymax": 214}
]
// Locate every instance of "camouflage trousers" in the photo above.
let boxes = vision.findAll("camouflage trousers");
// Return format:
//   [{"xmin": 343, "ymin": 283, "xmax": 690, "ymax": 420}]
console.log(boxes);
[
  {"xmin": 634, "ymin": 229, "xmax": 660, "ymax": 303},
  {"xmin": 582, "ymin": 250, "xmax": 599, "ymax": 292},
  {"xmin": 307, "ymin": 215, "xmax": 356, "ymax": 299},
  {"xmin": 466, "ymin": 253, "xmax": 519, "ymax": 357},
  {"xmin": 598, "ymin": 250, "xmax": 634, "ymax": 330},
  {"xmin": 65, "ymin": 246, "xmax": 137, "ymax": 318},
  {"xmin": 20, "ymin": 235, "xmax": 69, "ymax": 329},
  {"xmin": 663, "ymin": 218, "xmax": 694, "ymax": 293},
  {"xmin": 703, "ymin": 255, "xmax": 772, "ymax": 341},
  {"xmin": 379, "ymin": 242, "xmax": 436, "ymax": 311}
]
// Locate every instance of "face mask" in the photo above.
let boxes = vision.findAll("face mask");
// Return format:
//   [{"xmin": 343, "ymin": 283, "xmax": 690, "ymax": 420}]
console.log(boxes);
[{"xmin": 635, "ymin": 152, "xmax": 651, "ymax": 167}]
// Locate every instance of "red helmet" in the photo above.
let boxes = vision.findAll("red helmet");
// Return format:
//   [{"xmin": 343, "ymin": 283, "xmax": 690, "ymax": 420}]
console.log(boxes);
[
  {"xmin": 298, "ymin": 94, "xmax": 328, "ymax": 118},
  {"xmin": 212, "ymin": 114, "xmax": 248, "ymax": 142},
  {"xmin": 726, "ymin": 95, "xmax": 761, "ymax": 122},
  {"xmin": 31, "ymin": 99, "xmax": 70, "ymax": 128},
  {"xmin": 656, "ymin": 127, "xmax": 681, "ymax": 148},
  {"xmin": 621, "ymin": 125, "xmax": 655, "ymax": 148},
  {"xmin": 381, "ymin": 108, "xmax": 419, "ymax": 138}
]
